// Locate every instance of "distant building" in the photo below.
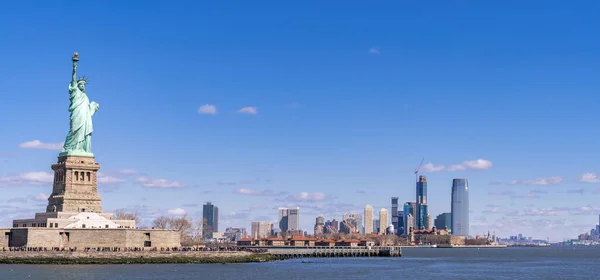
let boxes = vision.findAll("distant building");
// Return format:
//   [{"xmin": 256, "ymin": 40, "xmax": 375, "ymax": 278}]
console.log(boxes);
[
  {"xmin": 251, "ymin": 222, "xmax": 272, "ymax": 239},
  {"xmin": 416, "ymin": 176, "xmax": 428, "ymax": 230},
  {"xmin": 397, "ymin": 211, "xmax": 405, "ymax": 235},
  {"xmin": 379, "ymin": 208, "xmax": 389, "ymax": 234},
  {"xmin": 403, "ymin": 202, "xmax": 416, "ymax": 235},
  {"xmin": 434, "ymin": 212, "xmax": 452, "ymax": 232},
  {"xmin": 224, "ymin": 227, "xmax": 247, "ymax": 242},
  {"xmin": 202, "ymin": 202, "xmax": 219, "ymax": 239},
  {"xmin": 451, "ymin": 179, "xmax": 469, "ymax": 236},
  {"xmin": 391, "ymin": 197, "xmax": 399, "ymax": 234},
  {"xmin": 314, "ymin": 216, "xmax": 325, "ymax": 235},
  {"xmin": 278, "ymin": 207, "xmax": 300, "ymax": 232},
  {"xmin": 373, "ymin": 219, "xmax": 380, "ymax": 234},
  {"xmin": 364, "ymin": 205, "xmax": 374, "ymax": 235},
  {"xmin": 427, "ymin": 215, "xmax": 432, "ymax": 230},
  {"xmin": 343, "ymin": 213, "xmax": 363, "ymax": 234},
  {"xmin": 324, "ymin": 219, "xmax": 339, "ymax": 234}
]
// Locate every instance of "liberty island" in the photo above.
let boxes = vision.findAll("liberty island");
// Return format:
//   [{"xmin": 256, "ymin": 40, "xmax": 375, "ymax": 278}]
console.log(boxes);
[{"xmin": 0, "ymin": 53, "xmax": 181, "ymax": 251}]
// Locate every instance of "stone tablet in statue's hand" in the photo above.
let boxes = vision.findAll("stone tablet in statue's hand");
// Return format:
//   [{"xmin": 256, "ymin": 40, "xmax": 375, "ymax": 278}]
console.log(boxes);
[{"xmin": 90, "ymin": 101, "xmax": 100, "ymax": 113}]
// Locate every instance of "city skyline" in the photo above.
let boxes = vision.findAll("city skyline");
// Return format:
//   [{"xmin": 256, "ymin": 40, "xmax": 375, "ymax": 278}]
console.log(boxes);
[{"xmin": 1, "ymin": 1, "xmax": 599, "ymax": 241}]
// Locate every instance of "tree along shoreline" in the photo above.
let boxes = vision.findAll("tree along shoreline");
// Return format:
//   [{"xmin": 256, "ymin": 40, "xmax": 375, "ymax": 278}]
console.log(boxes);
[{"xmin": 0, "ymin": 253, "xmax": 278, "ymax": 265}]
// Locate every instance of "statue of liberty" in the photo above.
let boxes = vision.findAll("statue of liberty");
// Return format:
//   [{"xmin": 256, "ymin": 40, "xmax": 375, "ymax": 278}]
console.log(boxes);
[{"xmin": 60, "ymin": 52, "xmax": 99, "ymax": 157}]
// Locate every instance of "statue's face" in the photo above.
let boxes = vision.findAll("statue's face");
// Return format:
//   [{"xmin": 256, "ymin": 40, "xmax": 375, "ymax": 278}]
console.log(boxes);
[{"xmin": 78, "ymin": 82, "xmax": 86, "ymax": 91}]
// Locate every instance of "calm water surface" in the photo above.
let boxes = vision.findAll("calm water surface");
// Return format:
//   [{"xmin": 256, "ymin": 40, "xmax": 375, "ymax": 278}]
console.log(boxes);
[{"xmin": 1, "ymin": 247, "xmax": 598, "ymax": 279}]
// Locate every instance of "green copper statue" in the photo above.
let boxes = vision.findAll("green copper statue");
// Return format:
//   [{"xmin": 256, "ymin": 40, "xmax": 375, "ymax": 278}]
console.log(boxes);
[{"xmin": 60, "ymin": 52, "xmax": 99, "ymax": 157}]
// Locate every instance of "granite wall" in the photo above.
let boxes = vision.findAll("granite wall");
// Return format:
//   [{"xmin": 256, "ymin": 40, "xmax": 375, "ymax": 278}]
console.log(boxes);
[{"xmin": 3, "ymin": 228, "xmax": 180, "ymax": 248}]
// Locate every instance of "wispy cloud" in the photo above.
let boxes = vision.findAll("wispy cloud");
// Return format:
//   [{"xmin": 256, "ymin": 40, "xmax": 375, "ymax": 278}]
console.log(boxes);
[
  {"xmin": 98, "ymin": 176, "xmax": 124, "ymax": 184},
  {"xmin": 136, "ymin": 177, "xmax": 184, "ymax": 188},
  {"xmin": 236, "ymin": 106, "xmax": 258, "ymax": 115},
  {"xmin": 421, "ymin": 159, "xmax": 493, "ymax": 172},
  {"xmin": 167, "ymin": 208, "xmax": 186, "ymax": 216},
  {"xmin": 488, "ymin": 190, "xmax": 515, "ymax": 196},
  {"xmin": 0, "ymin": 171, "xmax": 54, "ymax": 186},
  {"xmin": 233, "ymin": 188, "xmax": 285, "ymax": 196},
  {"xmin": 18, "ymin": 140, "xmax": 63, "ymax": 150},
  {"xmin": 288, "ymin": 192, "xmax": 326, "ymax": 202},
  {"xmin": 118, "ymin": 169, "xmax": 139, "ymax": 175},
  {"xmin": 368, "ymin": 47, "xmax": 380, "ymax": 54},
  {"xmin": 580, "ymin": 172, "xmax": 599, "ymax": 183},
  {"xmin": 197, "ymin": 104, "xmax": 217, "ymax": 115},
  {"xmin": 509, "ymin": 176, "xmax": 564, "ymax": 185}
]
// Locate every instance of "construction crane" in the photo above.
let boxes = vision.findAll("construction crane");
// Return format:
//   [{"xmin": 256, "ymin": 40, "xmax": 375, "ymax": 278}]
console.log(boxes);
[{"xmin": 414, "ymin": 157, "xmax": 424, "ymax": 183}]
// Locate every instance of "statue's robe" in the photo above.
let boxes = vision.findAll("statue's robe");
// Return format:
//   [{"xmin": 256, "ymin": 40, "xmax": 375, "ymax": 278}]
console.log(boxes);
[{"xmin": 62, "ymin": 83, "xmax": 97, "ymax": 153}]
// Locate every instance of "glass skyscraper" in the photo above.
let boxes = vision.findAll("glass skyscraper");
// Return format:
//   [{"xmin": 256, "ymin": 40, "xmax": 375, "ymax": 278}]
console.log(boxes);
[
  {"xmin": 451, "ymin": 179, "xmax": 469, "ymax": 236},
  {"xmin": 202, "ymin": 202, "xmax": 219, "ymax": 239},
  {"xmin": 416, "ymin": 175, "xmax": 428, "ymax": 230},
  {"xmin": 391, "ymin": 197, "xmax": 399, "ymax": 235}
]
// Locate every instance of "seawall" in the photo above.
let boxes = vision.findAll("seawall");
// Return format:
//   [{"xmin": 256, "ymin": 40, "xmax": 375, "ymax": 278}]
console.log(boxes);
[{"xmin": 0, "ymin": 251, "xmax": 276, "ymax": 264}]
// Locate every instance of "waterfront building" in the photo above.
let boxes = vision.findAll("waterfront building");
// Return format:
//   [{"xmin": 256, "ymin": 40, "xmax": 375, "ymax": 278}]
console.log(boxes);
[
  {"xmin": 364, "ymin": 205, "xmax": 374, "ymax": 235},
  {"xmin": 379, "ymin": 208, "xmax": 389, "ymax": 234},
  {"xmin": 373, "ymin": 219, "xmax": 380, "ymax": 233},
  {"xmin": 451, "ymin": 178, "xmax": 469, "ymax": 236},
  {"xmin": 202, "ymin": 202, "xmax": 219, "ymax": 239},
  {"xmin": 434, "ymin": 212, "xmax": 452, "ymax": 232},
  {"xmin": 416, "ymin": 175, "xmax": 428, "ymax": 230},
  {"xmin": 391, "ymin": 197, "xmax": 399, "ymax": 235},
  {"xmin": 278, "ymin": 207, "xmax": 300, "ymax": 232},
  {"xmin": 251, "ymin": 222, "xmax": 272, "ymax": 238}
]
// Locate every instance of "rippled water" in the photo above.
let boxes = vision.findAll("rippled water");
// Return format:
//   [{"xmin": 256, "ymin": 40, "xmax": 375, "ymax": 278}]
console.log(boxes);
[{"xmin": 1, "ymin": 247, "xmax": 598, "ymax": 279}]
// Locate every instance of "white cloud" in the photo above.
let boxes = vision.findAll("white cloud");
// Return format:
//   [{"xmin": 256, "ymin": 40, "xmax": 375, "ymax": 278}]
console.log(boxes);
[
  {"xmin": 580, "ymin": 172, "xmax": 599, "ymax": 183},
  {"xmin": 519, "ymin": 176, "xmax": 564, "ymax": 185},
  {"xmin": 118, "ymin": 169, "xmax": 138, "ymax": 175},
  {"xmin": 232, "ymin": 188, "xmax": 284, "ymax": 196},
  {"xmin": 421, "ymin": 163, "xmax": 445, "ymax": 172},
  {"xmin": 19, "ymin": 140, "xmax": 63, "ymax": 150},
  {"xmin": 197, "ymin": 104, "xmax": 217, "ymax": 114},
  {"xmin": 167, "ymin": 208, "xmax": 186, "ymax": 216},
  {"xmin": 236, "ymin": 106, "xmax": 258, "ymax": 115},
  {"xmin": 368, "ymin": 47, "xmax": 380, "ymax": 54},
  {"xmin": 0, "ymin": 171, "xmax": 54, "ymax": 186},
  {"xmin": 136, "ymin": 177, "xmax": 184, "ymax": 188},
  {"xmin": 98, "ymin": 176, "xmax": 124, "ymax": 184},
  {"xmin": 289, "ymin": 192, "xmax": 326, "ymax": 202},
  {"xmin": 420, "ymin": 158, "xmax": 493, "ymax": 173},
  {"xmin": 35, "ymin": 193, "xmax": 48, "ymax": 201}
]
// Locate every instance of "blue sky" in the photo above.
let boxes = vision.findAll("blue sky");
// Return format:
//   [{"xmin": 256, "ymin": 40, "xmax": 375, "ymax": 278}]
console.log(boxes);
[{"xmin": 1, "ymin": 1, "xmax": 599, "ymax": 241}]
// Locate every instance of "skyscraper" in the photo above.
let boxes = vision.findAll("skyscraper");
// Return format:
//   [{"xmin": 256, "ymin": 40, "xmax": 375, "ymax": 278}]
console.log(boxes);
[
  {"xmin": 391, "ymin": 197, "xmax": 399, "ymax": 235},
  {"xmin": 379, "ymin": 208, "xmax": 389, "ymax": 234},
  {"xmin": 314, "ymin": 216, "xmax": 325, "ymax": 235},
  {"xmin": 397, "ymin": 211, "xmax": 405, "ymax": 235},
  {"xmin": 278, "ymin": 207, "xmax": 300, "ymax": 232},
  {"xmin": 434, "ymin": 212, "xmax": 452, "ymax": 231},
  {"xmin": 343, "ymin": 213, "xmax": 363, "ymax": 234},
  {"xmin": 403, "ymin": 202, "xmax": 416, "ymax": 235},
  {"xmin": 202, "ymin": 202, "xmax": 219, "ymax": 239},
  {"xmin": 364, "ymin": 205, "xmax": 374, "ymax": 235},
  {"xmin": 251, "ymin": 221, "xmax": 272, "ymax": 238},
  {"xmin": 416, "ymin": 175, "xmax": 428, "ymax": 230},
  {"xmin": 451, "ymin": 178, "xmax": 469, "ymax": 236}
]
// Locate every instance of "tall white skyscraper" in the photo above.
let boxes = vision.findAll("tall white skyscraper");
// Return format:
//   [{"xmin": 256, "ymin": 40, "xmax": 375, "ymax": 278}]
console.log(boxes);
[
  {"xmin": 278, "ymin": 207, "xmax": 300, "ymax": 231},
  {"xmin": 364, "ymin": 205, "xmax": 374, "ymax": 235},
  {"xmin": 379, "ymin": 208, "xmax": 389, "ymax": 234}
]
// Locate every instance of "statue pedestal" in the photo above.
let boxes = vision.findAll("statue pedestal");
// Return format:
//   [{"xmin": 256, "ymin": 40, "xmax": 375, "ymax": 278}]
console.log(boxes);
[{"xmin": 46, "ymin": 155, "xmax": 103, "ymax": 213}]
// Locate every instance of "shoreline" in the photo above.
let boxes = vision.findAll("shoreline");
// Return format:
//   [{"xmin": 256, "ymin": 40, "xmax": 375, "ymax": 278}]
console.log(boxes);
[{"xmin": 0, "ymin": 251, "xmax": 278, "ymax": 265}]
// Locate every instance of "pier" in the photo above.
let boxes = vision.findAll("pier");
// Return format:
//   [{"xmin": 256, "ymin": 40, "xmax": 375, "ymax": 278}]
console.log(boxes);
[{"xmin": 247, "ymin": 246, "xmax": 402, "ymax": 258}]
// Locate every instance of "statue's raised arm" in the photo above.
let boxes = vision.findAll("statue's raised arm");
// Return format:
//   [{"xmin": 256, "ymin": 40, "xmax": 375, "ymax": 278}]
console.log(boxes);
[{"xmin": 70, "ymin": 52, "xmax": 79, "ymax": 88}]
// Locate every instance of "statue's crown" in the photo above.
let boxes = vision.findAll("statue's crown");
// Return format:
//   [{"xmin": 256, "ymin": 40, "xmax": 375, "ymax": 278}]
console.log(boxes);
[{"xmin": 77, "ymin": 76, "xmax": 88, "ymax": 84}]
